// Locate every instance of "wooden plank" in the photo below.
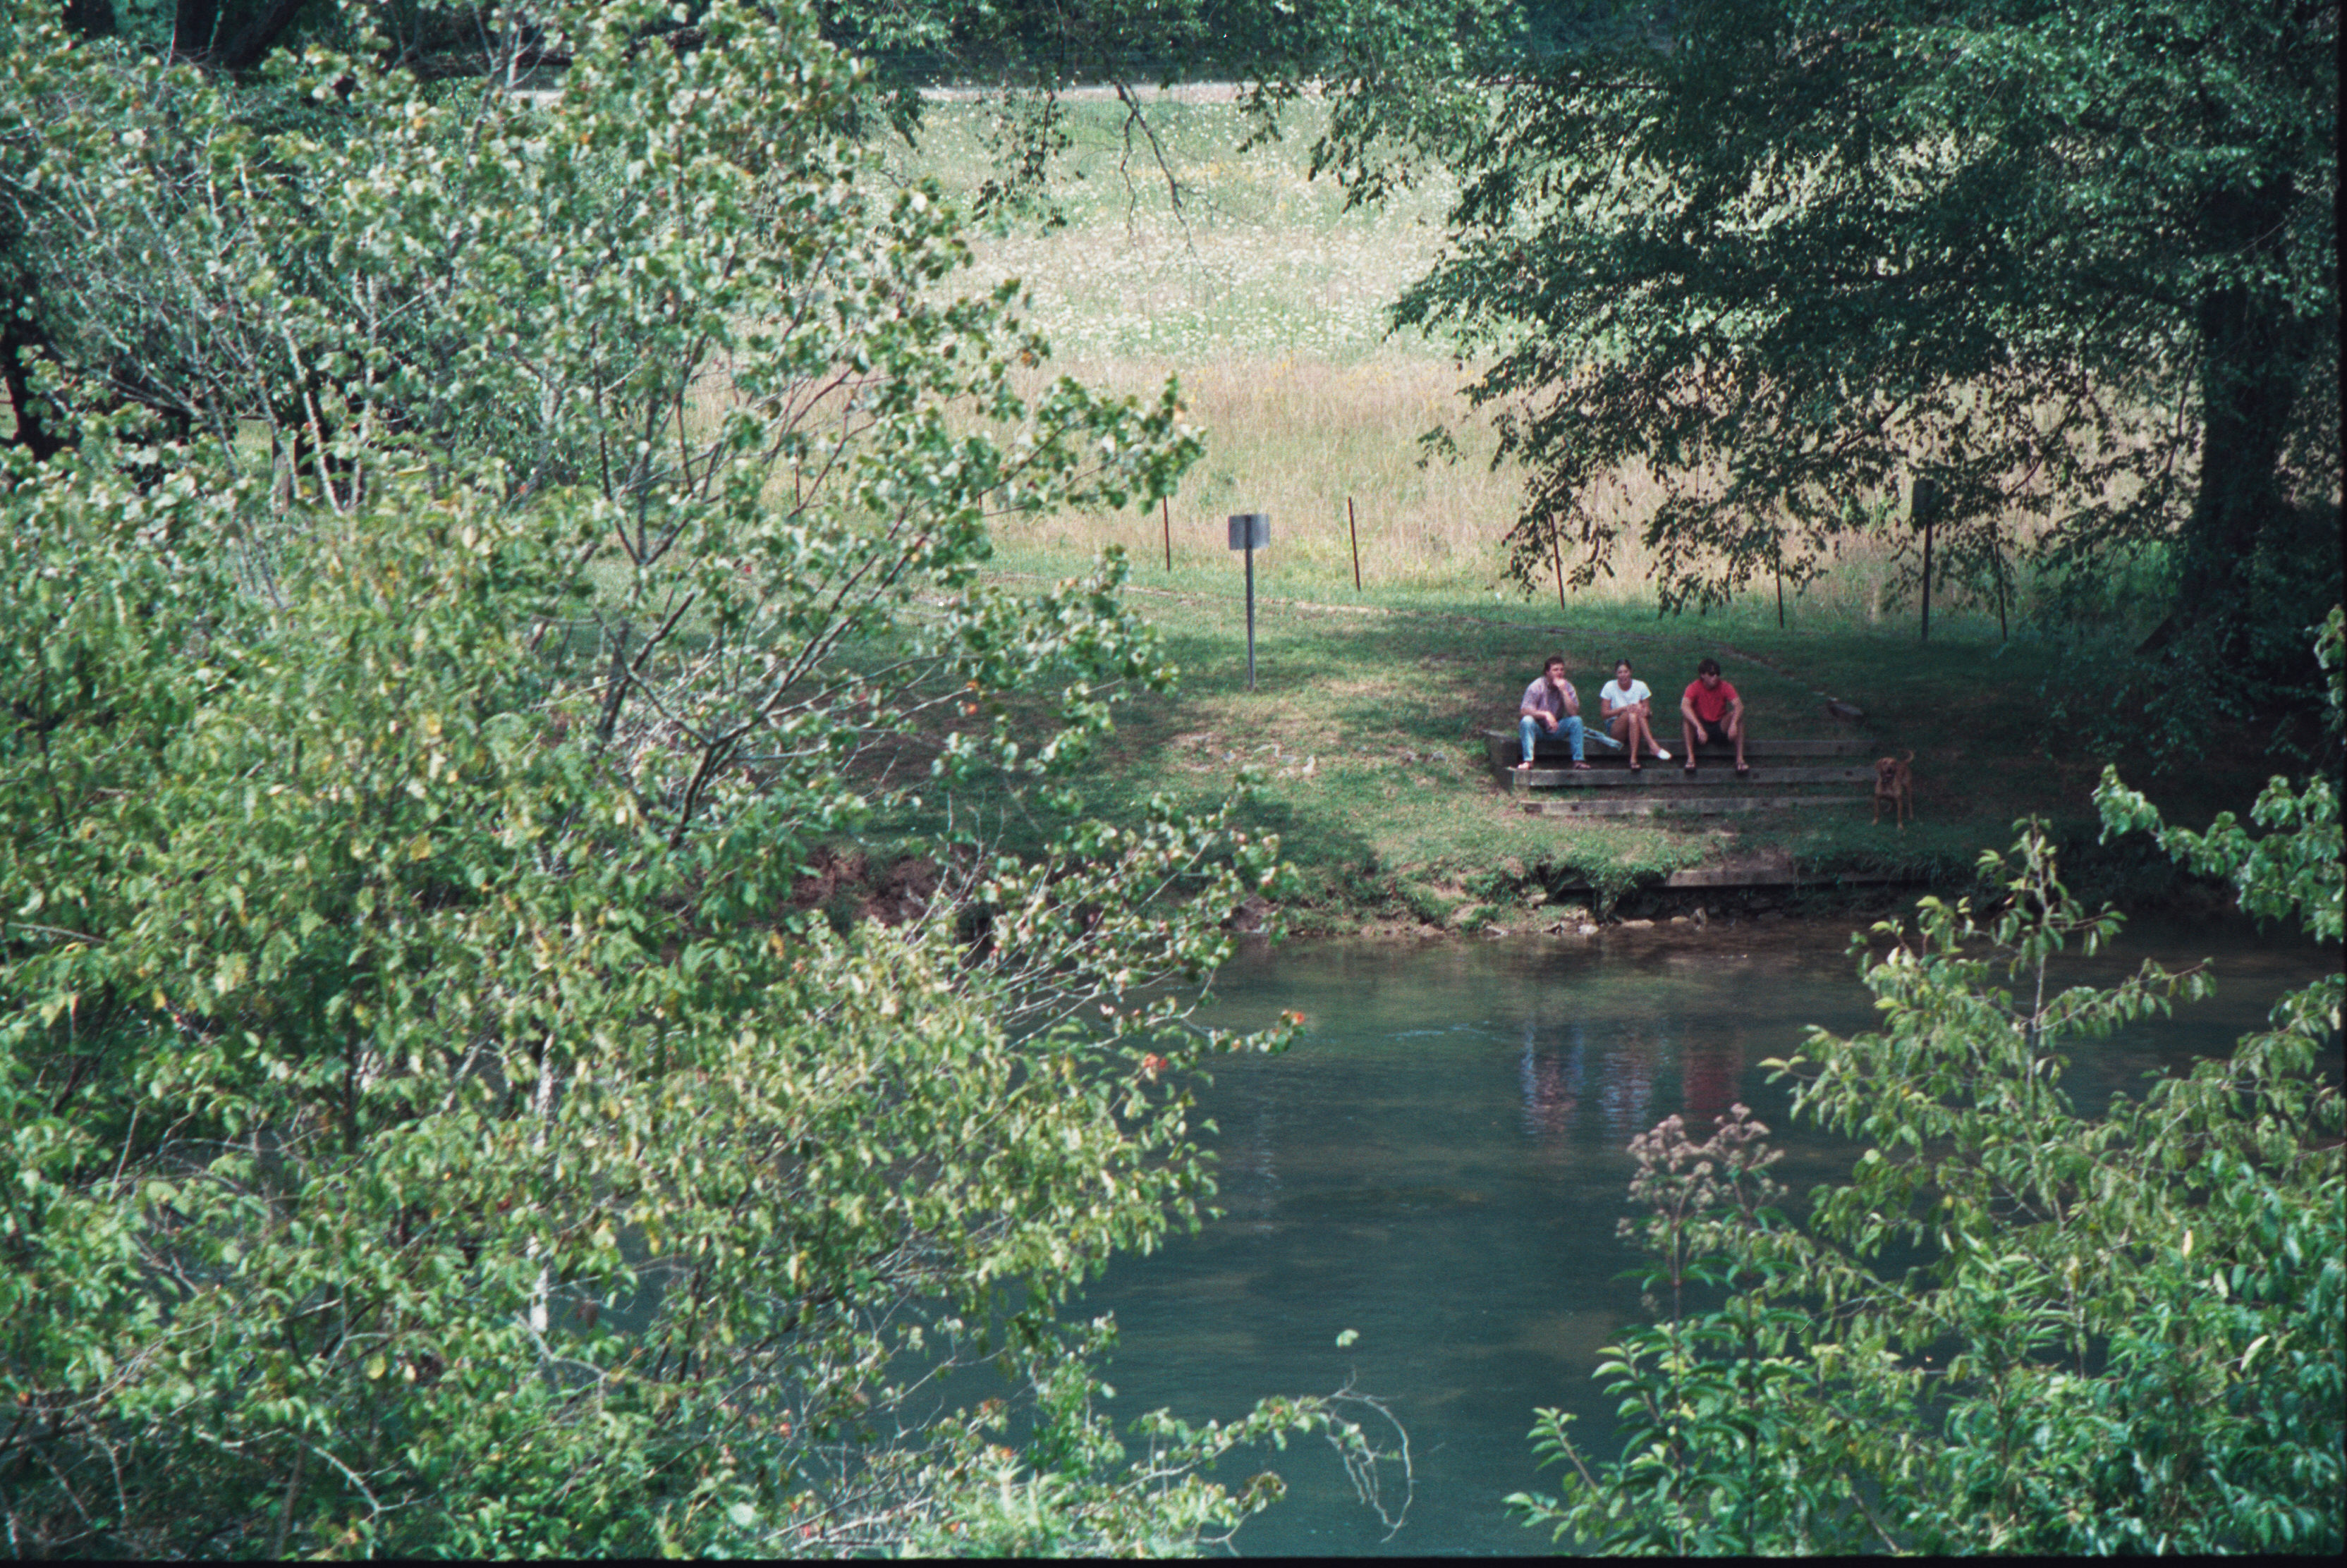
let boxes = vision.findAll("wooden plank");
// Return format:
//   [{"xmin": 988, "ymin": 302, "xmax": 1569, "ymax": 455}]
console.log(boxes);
[
  {"xmin": 1482, "ymin": 730, "xmax": 1870, "ymax": 761},
  {"xmin": 1524, "ymin": 796, "xmax": 1868, "ymax": 819},
  {"xmin": 1674, "ymin": 739, "xmax": 1872, "ymax": 757},
  {"xmin": 1488, "ymin": 740, "xmax": 1877, "ymax": 764},
  {"xmin": 1510, "ymin": 764, "xmax": 1874, "ymax": 789},
  {"xmin": 1534, "ymin": 862, "xmax": 1912, "ymax": 888}
]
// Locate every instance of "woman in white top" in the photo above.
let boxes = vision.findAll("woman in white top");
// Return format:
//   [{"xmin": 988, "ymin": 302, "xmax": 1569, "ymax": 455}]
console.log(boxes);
[{"xmin": 1599, "ymin": 658, "xmax": 1669, "ymax": 770}]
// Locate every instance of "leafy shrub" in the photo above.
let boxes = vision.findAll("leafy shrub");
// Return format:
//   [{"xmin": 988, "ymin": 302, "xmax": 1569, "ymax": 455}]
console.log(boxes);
[{"xmin": 1513, "ymin": 610, "xmax": 2344, "ymax": 1554}]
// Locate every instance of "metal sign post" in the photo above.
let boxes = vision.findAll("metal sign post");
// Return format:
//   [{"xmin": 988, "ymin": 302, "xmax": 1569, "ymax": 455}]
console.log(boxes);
[
  {"xmin": 1227, "ymin": 512, "xmax": 1269, "ymax": 690},
  {"xmin": 1910, "ymin": 475, "xmax": 1942, "ymax": 644}
]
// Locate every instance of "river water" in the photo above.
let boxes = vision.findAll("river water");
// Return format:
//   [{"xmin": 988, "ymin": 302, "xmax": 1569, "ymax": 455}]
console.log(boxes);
[{"xmin": 1073, "ymin": 916, "xmax": 2340, "ymax": 1556}]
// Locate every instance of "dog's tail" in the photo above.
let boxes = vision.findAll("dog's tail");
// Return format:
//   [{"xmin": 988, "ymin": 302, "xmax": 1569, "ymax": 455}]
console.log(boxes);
[{"xmin": 1901, "ymin": 749, "xmax": 1915, "ymax": 764}]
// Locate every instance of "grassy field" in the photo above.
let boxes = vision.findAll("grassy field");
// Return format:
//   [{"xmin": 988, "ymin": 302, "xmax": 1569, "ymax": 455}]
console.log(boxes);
[
  {"xmin": 828, "ymin": 98, "xmax": 2300, "ymax": 928},
  {"xmin": 884, "ymin": 94, "xmax": 2165, "ymax": 630}
]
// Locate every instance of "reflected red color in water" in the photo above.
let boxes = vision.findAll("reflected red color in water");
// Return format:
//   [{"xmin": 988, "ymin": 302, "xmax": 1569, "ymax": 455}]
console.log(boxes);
[
  {"xmin": 1679, "ymin": 1031, "xmax": 1745, "ymax": 1126},
  {"xmin": 1517, "ymin": 1017, "xmax": 1747, "ymax": 1146},
  {"xmin": 1518, "ymin": 1022, "xmax": 1584, "ymax": 1148}
]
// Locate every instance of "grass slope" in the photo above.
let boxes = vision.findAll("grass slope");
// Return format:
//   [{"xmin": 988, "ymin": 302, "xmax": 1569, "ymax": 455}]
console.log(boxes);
[{"xmin": 862, "ymin": 564, "xmax": 2288, "ymax": 931}]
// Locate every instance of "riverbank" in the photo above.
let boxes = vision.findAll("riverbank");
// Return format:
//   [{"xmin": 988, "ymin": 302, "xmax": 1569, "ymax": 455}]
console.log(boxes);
[
  {"xmin": 864, "ymin": 570, "xmax": 2317, "ymax": 935},
  {"xmin": 803, "ymin": 91, "xmax": 2334, "ymax": 936}
]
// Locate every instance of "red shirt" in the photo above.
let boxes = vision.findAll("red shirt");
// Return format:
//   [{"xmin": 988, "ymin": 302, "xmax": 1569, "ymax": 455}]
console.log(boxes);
[{"xmin": 1683, "ymin": 678, "xmax": 1739, "ymax": 725}]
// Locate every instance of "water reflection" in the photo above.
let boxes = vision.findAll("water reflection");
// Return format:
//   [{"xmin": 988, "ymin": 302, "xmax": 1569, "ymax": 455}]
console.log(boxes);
[
  {"xmin": 1081, "ymin": 921, "xmax": 2336, "ymax": 1557},
  {"xmin": 1515, "ymin": 1019, "xmax": 1580, "ymax": 1146},
  {"xmin": 1681, "ymin": 1028, "xmax": 1744, "ymax": 1129},
  {"xmin": 1222, "ymin": 1095, "xmax": 1284, "ymax": 1235},
  {"xmin": 1518, "ymin": 1012, "xmax": 1748, "ymax": 1149}
]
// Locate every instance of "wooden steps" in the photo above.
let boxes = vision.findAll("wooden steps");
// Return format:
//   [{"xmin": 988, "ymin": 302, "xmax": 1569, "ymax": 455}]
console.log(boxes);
[
  {"xmin": 1480, "ymin": 730, "xmax": 1870, "ymax": 771},
  {"xmin": 1523, "ymin": 795, "xmax": 1869, "ymax": 819},
  {"xmin": 1510, "ymin": 764, "xmax": 1872, "ymax": 789},
  {"xmin": 1662, "ymin": 864, "xmax": 1904, "ymax": 887},
  {"xmin": 1478, "ymin": 729, "xmax": 1878, "ymax": 818}
]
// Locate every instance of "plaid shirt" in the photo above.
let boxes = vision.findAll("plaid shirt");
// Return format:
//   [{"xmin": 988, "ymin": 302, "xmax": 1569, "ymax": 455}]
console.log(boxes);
[{"xmin": 1520, "ymin": 675, "xmax": 1577, "ymax": 719}]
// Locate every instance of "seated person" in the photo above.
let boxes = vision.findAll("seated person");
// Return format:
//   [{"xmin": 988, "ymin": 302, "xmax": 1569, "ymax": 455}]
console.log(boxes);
[
  {"xmin": 1516, "ymin": 655, "xmax": 1590, "ymax": 770},
  {"xmin": 1678, "ymin": 657, "xmax": 1748, "ymax": 775},
  {"xmin": 1599, "ymin": 658, "xmax": 1668, "ymax": 769}
]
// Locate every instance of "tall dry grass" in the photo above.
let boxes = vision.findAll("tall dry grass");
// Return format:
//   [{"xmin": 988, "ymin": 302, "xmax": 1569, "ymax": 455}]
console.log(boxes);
[
  {"xmin": 993, "ymin": 348, "xmax": 2056, "ymax": 624},
  {"xmin": 993, "ymin": 351, "xmax": 1535, "ymax": 589},
  {"xmin": 869, "ymin": 97, "xmax": 2146, "ymax": 630}
]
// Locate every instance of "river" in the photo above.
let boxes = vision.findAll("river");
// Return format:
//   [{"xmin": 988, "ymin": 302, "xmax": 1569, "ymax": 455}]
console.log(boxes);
[{"xmin": 1073, "ymin": 914, "xmax": 2341, "ymax": 1555}]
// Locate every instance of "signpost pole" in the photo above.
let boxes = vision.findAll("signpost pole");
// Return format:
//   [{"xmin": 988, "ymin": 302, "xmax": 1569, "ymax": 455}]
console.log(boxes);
[
  {"xmin": 1227, "ymin": 513, "xmax": 1268, "ymax": 691},
  {"xmin": 1910, "ymin": 475, "xmax": 1941, "ymax": 645},
  {"xmin": 1920, "ymin": 518, "xmax": 1934, "ymax": 644},
  {"xmin": 1245, "ymin": 542, "xmax": 1257, "ymax": 689},
  {"xmin": 1994, "ymin": 544, "xmax": 2008, "ymax": 641}
]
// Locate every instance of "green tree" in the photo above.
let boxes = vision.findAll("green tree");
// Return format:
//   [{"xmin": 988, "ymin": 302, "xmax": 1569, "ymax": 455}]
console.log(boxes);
[
  {"xmin": 1, "ymin": 1, "xmax": 1410, "ymax": 1553},
  {"xmin": 805, "ymin": 0, "xmax": 1537, "ymax": 219},
  {"xmin": 6, "ymin": 3, "xmax": 339, "ymax": 458},
  {"xmin": 1511, "ymin": 608, "xmax": 2344, "ymax": 1553},
  {"xmin": 1390, "ymin": 1, "xmax": 2337, "ymax": 672}
]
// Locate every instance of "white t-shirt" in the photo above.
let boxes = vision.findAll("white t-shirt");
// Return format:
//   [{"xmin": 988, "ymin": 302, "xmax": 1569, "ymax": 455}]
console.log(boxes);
[{"xmin": 1602, "ymin": 678, "xmax": 1652, "ymax": 714}]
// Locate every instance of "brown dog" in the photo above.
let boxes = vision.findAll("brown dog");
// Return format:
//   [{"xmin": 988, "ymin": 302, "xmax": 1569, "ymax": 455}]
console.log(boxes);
[{"xmin": 1873, "ymin": 750, "xmax": 1915, "ymax": 828}]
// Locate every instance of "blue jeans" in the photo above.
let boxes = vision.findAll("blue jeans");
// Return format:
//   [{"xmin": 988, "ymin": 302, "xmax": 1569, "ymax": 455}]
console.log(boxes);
[{"xmin": 1520, "ymin": 713, "xmax": 1585, "ymax": 764}]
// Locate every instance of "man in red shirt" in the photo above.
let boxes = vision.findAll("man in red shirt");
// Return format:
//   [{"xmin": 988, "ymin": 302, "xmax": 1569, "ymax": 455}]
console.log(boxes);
[{"xmin": 1678, "ymin": 658, "xmax": 1748, "ymax": 776}]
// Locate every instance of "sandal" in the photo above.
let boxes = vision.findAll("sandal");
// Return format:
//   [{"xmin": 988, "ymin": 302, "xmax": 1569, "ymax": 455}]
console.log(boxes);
[
  {"xmin": 1682, "ymin": 763, "xmax": 1697, "ymax": 775},
  {"xmin": 1571, "ymin": 761, "xmax": 1593, "ymax": 771},
  {"xmin": 1735, "ymin": 764, "xmax": 1750, "ymax": 779}
]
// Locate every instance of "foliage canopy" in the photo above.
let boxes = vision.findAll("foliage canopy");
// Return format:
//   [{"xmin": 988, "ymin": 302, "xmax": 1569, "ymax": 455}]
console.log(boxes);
[
  {"xmin": 1389, "ymin": 0, "xmax": 2338, "ymax": 673},
  {"xmin": 1, "ymin": 1, "xmax": 1410, "ymax": 1553}
]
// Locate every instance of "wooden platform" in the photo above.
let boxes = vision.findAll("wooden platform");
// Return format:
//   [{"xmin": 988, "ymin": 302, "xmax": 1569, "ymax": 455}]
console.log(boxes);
[
  {"xmin": 1519, "ymin": 794, "xmax": 1870, "ymax": 819},
  {"xmin": 1512, "ymin": 763, "xmax": 1872, "ymax": 787},
  {"xmin": 1480, "ymin": 730, "xmax": 1878, "ymax": 819},
  {"xmin": 1482, "ymin": 730, "xmax": 1870, "ymax": 768},
  {"xmin": 1661, "ymin": 865, "xmax": 1905, "ymax": 888}
]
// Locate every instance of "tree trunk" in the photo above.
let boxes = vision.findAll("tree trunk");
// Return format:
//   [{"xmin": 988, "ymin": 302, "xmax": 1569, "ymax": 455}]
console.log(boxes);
[
  {"xmin": 221, "ymin": 0, "xmax": 312, "ymax": 70},
  {"xmin": 0, "ymin": 251, "xmax": 69, "ymax": 464},
  {"xmin": 173, "ymin": 0, "xmax": 219, "ymax": 58},
  {"xmin": 0, "ymin": 315, "xmax": 68, "ymax": 463},
  {"xmin": 2139, "ymin": 179, "xmax": 2312, "ymax": 655},
  {"xmin": 62, "ymin": 0, "xmax": 117, "ymax": 38}
]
